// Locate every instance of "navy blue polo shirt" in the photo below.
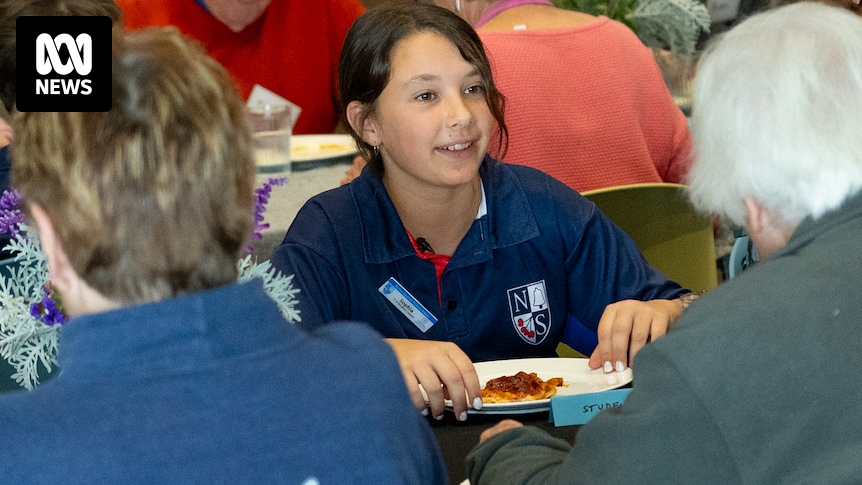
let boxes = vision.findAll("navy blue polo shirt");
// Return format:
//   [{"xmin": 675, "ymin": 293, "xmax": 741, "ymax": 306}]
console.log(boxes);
[{"xmin": 272, "ymin": 156, "xmax": 685, "ymax": 362}]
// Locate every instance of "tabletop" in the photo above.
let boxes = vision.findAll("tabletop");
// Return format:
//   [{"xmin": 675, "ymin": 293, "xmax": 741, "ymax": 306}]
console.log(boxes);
[{"xmin": 251, "ymin": 156, "xmax": 353, "ymax": 260}]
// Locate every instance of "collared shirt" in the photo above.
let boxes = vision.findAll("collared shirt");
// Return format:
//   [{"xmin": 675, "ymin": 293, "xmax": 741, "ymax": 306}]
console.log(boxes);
[{"xmin": 272, "ymin": 156, "xmax": 685, "ymax": 361}]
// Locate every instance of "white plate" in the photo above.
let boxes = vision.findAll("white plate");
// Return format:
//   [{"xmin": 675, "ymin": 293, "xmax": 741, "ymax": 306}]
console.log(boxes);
[
  {"xmin": 291, "ymin": 134, "xmax": 357, "ymax": 164},
  {"xmin": 465, "ymin": 357, "xmax": 631, "ymax": 415}
]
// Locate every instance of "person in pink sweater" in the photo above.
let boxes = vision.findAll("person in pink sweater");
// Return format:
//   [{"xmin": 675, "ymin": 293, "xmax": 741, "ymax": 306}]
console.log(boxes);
[{"xmin": 432, "ymin": 0, "xmax": 693, "ymax": 193}]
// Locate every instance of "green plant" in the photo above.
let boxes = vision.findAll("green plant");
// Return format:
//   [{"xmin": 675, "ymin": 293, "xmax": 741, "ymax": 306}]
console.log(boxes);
[{"xmin": 553, "ymin": 0, "xmax": 711, "ymax": 55}]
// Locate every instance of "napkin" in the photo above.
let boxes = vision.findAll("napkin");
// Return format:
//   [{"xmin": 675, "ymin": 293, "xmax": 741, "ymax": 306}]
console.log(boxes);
[{"xmin": 247, "ymin": 84, "xmax": 301, "ymax": 129}]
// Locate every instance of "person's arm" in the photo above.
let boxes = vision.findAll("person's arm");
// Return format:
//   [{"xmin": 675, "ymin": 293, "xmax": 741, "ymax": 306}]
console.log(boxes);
[
  {"xmin": 340, "ymin": 154, "xmax": 366, "ymax": 185},
  {"xmin": 467, "ymin": 425, "xmax": 573, "ymax": 485},
  {"xmin": 559, "ymin": 186, "xmax": 687, "ymax": 369},
  {"xmin": 0, "ymin": 117, "xmax": 12, "ymax": 147},
  {"xmin": 467, "ymin": 347, "xmax": 738, "ymax": 484}
]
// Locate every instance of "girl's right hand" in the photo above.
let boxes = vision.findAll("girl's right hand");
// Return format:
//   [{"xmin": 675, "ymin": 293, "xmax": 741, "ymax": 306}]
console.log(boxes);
[{"xmin": 385, "ymin": 338, "xmax": 483, "ymax": 421}]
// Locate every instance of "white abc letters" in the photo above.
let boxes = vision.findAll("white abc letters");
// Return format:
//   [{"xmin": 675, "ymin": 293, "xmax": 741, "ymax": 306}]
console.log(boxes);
[{"xmin": 36, "ymin": 33, "xmax": 92, "ymax": 76}]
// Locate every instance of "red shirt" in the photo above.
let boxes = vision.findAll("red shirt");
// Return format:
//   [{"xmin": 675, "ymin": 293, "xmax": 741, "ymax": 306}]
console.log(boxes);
[{"xmin": 117, "ymin": 0, "xmax": 365, "ymax": 134}]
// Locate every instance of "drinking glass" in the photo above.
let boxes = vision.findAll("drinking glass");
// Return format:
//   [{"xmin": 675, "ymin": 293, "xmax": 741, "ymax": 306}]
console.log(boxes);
[{"xmin": 247, "ymin": 102, "xmax": 292, "ymax": 174}]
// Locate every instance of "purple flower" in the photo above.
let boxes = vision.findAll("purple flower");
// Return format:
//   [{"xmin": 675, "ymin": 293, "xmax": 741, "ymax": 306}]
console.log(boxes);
[
  {"xmin": 247, "ymin": 177, "xmax": 287, "ymax": 253},
  {"xmin": 29, "ymin": 285, "xmax": 66, "ymax": 326},
  {"xmin": 0, "ymin": 189, "xmax": 23, "ymax": 236}
]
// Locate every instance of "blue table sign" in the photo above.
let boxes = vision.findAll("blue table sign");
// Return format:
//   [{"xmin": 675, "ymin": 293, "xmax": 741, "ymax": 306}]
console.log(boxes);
[{"xmin": 549, "ymin": 388, "xmax": 632, "ymax": 427}]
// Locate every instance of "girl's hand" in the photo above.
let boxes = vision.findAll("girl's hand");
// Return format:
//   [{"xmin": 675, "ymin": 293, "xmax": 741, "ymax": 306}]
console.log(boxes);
[
  {"xmin": 386, "ymin": 338, "xmax": 483, "ymax": 421},
  {"xmin": 588, "ymin": 299, "xmax": 683, "ymax": 372}
]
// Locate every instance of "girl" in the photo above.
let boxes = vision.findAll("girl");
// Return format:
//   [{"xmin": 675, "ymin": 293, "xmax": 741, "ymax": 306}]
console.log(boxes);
[{"xmin": 271, "ymin": 3, "xmax": 690, "ymax": 421}]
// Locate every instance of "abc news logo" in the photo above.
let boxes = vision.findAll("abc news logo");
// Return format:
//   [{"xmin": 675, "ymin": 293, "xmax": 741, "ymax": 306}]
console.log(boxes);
[{"xmin": 16, "ymin": 16, "xmax": 111, "ymax": 112}]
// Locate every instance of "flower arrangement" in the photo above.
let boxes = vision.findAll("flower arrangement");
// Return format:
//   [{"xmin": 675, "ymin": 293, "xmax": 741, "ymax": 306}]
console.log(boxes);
[{"xmin": 0, "ymin": 178, "xmax": 298, "ymax": 390}]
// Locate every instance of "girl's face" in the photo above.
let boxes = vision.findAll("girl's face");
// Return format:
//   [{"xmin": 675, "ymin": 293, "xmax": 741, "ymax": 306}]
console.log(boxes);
[{"xmin": 356, "ymin": 31, "xmax": 493, "ymax": 191}]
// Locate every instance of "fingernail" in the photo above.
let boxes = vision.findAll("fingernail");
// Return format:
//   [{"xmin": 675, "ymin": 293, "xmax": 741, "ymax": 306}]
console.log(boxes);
[
  {"xmin": 421, "ymin": 408, "xmax": 429, "ymax": 416},
  {"xmin": 603, "ymin": 361, "xmax": 613, "ymax": 373},
  {"xmin": 615, "ymin": 361, "xmax": 625, "ymax": 373},
  {"xmin": 459, "ymin": 411, "xmax": 468, "ymax": 421},
  {"xmin": 435, "ymin": 414, "xmax": 444, "ymax": 421},
  {"xmin": 473, "ymin": 397, "xmax": 483, "ymax": 410}
]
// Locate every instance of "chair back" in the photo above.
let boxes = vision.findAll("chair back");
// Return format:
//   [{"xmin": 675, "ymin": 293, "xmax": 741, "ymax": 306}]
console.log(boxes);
[
  {"xmin": 582, "ymin": 183, "xmax": 718, "ymax": 294},
  {"xmin": 727, "ymin": 228, "xmax": 759, "ymax": 279}
]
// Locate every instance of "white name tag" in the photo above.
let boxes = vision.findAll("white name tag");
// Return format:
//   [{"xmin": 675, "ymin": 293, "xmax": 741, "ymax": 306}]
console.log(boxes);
[{"xmin": 378, "ymin": 277, "xmax": 438, "ymax": 333}]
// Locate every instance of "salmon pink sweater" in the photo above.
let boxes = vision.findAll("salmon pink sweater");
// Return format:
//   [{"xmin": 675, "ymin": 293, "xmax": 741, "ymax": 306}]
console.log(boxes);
[{"xmin": 480, "ymin": 17, "xmax": 693, "ymax": 192}]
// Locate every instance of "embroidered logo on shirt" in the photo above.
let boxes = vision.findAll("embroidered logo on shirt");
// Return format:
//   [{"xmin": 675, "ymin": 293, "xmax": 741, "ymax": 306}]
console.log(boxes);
[{"xmin": 507, "ymin": 280, "xmax": 551, "ymax": 345}]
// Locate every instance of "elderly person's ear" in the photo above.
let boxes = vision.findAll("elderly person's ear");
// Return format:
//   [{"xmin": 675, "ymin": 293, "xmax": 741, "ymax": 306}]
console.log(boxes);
[{"xmin": 742, "ymin": 198, "xmax": 795, "ymax": 259}]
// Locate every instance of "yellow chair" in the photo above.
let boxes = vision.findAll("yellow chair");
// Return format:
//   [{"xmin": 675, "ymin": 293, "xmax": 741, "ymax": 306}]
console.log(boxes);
[
  {"xmin": 582, "ymin": 182, "xmax": 718, "ymax": 294},
  {"xmin": 556, "ymin": 183, "xmax": 717, "ymax": 358}
]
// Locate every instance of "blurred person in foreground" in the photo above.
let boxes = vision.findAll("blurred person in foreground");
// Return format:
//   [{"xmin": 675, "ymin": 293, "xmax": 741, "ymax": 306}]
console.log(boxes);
[
  {"xmin": 343, "ymin": 0, "xmax": 693, "ymax": 191},
  {"xmin": 115, "ymin": 0, "xmax": 364, "ymax": 135},
  {"xmin": 0, "ymin": 27, "xmax": 445, "ymax": 484},
  {"xmin": 467, "ymin": 3, "xmax": 862, "ymax": 483}
]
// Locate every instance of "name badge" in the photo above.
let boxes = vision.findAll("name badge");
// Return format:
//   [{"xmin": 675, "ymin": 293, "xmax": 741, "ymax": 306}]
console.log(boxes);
[
  {"xmin": 549, "ymin": 388, "xmax": 632, "ymax": 426},
  {"xmin": 378, "ymin": 277, "xmax": 437, "ymax": 333}
]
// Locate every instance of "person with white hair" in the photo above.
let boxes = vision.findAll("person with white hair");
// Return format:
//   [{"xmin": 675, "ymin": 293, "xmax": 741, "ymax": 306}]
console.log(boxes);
[{"xmin": 465, "ymin": 3, "xmax": 862, "ymax": 483}]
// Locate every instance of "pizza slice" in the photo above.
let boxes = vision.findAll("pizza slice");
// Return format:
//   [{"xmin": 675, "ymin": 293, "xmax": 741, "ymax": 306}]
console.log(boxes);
[{"xmin": 481, "ymin": 371, "xmax": 565, "ymax": 403}]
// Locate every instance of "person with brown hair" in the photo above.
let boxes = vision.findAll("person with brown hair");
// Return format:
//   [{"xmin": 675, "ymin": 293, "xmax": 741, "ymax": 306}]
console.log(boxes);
[
  {"xmin": 272, "ymin": 3, "xmax": 690, "ymax": 423},
  {"xmin": 0, "ymin": 27, "xmax": 445, "ymax": 483}
]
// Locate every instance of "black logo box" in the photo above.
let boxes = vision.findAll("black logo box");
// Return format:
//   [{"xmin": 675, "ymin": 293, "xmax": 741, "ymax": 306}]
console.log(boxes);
[{"xmin": 16, "ymin": 16, "xmax": 112, "ymax": 112}]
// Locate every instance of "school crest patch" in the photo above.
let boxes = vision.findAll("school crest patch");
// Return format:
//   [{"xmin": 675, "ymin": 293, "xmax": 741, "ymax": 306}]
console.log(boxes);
[{"xmin": 507, "ymin": 280, "xmax": 551, "ymax": 345}]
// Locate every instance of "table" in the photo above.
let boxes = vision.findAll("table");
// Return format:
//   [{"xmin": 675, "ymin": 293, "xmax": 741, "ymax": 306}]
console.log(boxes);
[
  {"xmin": 428, "ymin": 411, "xmax": 581, "ymax": 485},
  {"xmin": 251, "ymin": 157, "xmax": 353, "ymax": 260}
]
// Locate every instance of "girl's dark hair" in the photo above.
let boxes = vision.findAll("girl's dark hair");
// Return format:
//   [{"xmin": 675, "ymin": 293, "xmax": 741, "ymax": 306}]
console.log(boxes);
[{"xmin": 338, "ymin": 3, "xmax": 508, "ymax": 176}]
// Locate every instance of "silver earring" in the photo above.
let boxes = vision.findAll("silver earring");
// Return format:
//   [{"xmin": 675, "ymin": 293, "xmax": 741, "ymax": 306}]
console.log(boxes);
[
  {"xmin": 372, "ymin": 145, "xmax": 379, "ymax": 155},
  {"xmin": 456, "ymin": 0, "xmax": 461, "ymax": 12}
]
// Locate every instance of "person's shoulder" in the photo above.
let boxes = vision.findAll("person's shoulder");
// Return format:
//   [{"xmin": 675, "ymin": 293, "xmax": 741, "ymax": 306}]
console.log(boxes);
[
  {"xmin": 292, "ymin": 183, "xmax": 358, "ymax": 226},
  {"xmin": 303, "ymin": 321, "xmax": 406, "ymax": 387},
  {"xmin": 493, "ymin": 160, "xmax": 583, "ymax": 200},
  {"xmin": 317, "ymin": 0, "xmax": 365, "ymax": 22},
  {"xmin": 309, "ymin": 320, "xmax": 394, "ymax": 359},
  {"xmin": 116, "ymin": 0, "xmax": 175, "ymax": 27}
]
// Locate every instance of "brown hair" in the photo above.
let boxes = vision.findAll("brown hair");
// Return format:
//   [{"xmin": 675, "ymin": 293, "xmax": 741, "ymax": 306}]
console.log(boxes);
[
  {"xmin": 0, "ymin": 0, "xmax": 123, "ymax": 112},
  {"xmin": 11, "ymin": 27, "xmax": 255, "ymax": 304},
  {"xmin": 338, "ymin": 3, "xmax": 508, "ymax": 176}
]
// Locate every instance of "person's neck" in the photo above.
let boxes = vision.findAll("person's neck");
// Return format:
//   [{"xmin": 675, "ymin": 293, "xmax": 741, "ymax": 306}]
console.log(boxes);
[
  {"xmin": 202, "ymin": 0, "xmax": 270, "ymax": 32},
  {"xmin": 384, "ymin": 176, "xmax": 482, "ymax": 257},
  {"xmin": 474, "ymin": 0, "xmax": 553, "ymax": 28}
]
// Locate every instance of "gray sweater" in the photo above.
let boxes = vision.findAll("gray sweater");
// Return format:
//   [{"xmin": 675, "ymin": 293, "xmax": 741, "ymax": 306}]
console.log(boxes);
[{"xmin": 468, "ymin": 192, "xmax": 862, "ymax": 484}]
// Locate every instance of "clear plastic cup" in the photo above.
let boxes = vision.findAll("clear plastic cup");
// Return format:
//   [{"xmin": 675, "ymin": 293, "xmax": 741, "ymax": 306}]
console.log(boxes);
[{"xmin": 247, "ymin": 103, "xmax": 291, "ymax": 174}]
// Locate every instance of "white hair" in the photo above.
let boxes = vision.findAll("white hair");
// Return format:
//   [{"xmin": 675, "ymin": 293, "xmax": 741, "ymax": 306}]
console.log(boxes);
[{"xmin": 687, "ymin": 2, "xmax": 862, "ymax": 226}]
